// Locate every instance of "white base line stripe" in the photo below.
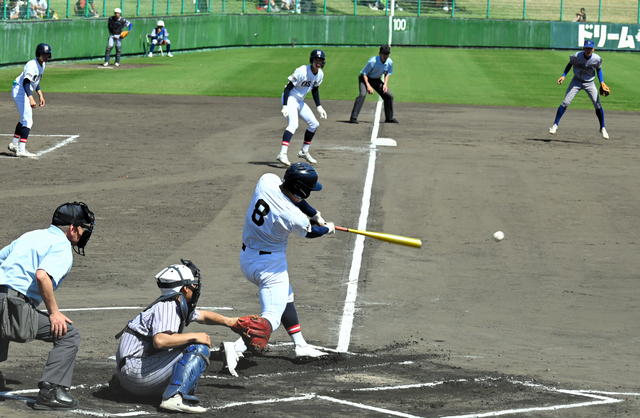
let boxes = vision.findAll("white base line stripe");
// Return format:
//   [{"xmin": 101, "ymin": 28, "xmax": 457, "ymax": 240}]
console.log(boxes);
[
  {"xmin": 318, "ymin": 395, "xmax": 423, "ymax": 418},
  {"xmin": 337, "ymin": 99, "xmax": 384, "ymax": 353}
]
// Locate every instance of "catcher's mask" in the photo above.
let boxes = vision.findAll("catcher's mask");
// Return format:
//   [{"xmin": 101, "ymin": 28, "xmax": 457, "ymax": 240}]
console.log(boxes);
[
  {"xmin": 155, "ymin": 259, "xmax": 202, "ymax": 312},
  {"xmin": 52, "ymin": 201, "xmax": 95, "ymax": 256}
]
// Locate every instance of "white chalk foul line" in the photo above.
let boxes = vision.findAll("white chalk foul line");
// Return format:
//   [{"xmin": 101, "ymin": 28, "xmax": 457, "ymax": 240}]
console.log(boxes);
[
  {"xmin": 337, "ymin": 99, "xmax": 385, "ymax": 353},
  {"xmin": 0, "ymin": 134, "xmax": 78, "ymax": 159}
]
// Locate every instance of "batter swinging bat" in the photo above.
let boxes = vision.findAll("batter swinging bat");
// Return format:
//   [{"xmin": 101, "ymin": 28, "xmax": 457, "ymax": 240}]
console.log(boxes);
[{"xmin": 335, "ymin": 226, "xmax": 422, "ymax": 248}]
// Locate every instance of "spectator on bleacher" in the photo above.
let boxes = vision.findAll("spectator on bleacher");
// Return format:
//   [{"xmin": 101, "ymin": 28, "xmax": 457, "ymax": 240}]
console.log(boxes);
[
  {"xmin": 573, "ymin": 8, "xmax": 586, "ymax": 22},
  {"xmin": 8, "ymin": 0, "xmax": 27, "ymax": 19},
  {"xmin": 280, "ymin": 0, "xmax": 293, "ymax": 12},
  {"xmin": 29, "ymin": 0, "xmax": 47, "ymax": 18},
  {"xmin": 74, "ymin": 0, "xmax": 98, "ymax": 17}
]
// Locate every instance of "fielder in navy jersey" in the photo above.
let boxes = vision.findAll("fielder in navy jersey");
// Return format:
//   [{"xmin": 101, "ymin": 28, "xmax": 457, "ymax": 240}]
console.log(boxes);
[
  {"xmin": 549, "ymin": 39, "xmax": 609, "ymax": 139},
  {"xmin": 114, "ymin": 260, "xmax": 239, "ymax": 413}
]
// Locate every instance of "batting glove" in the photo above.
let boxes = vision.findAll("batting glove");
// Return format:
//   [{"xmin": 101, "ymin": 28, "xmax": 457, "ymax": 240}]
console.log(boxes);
[
  {"xmin": 325, "ymin": 222, "xmax": 335, "ymax": 234},
  {"xmin": 281, "ymin": 105, "xmax": 289, "ymax": 118},
  {"xmin": 310, "ymin": 211, "xmax": 326, "ymax": 226},
  {"xmin": 317, "ymin": 105, "xmax": 327, "ymax": 119}
]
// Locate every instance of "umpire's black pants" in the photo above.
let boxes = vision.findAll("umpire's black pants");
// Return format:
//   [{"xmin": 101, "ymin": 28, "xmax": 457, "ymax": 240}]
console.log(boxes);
[
  {"xmin": 350, "ymin": 74, "xmax": 395, "ymax": 122},
  {"xmin": 0, "ymin": 294, "xmax": 81, "ymax": 388}
]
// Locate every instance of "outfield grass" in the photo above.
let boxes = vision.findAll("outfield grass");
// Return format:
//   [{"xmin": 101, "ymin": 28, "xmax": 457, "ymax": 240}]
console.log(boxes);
[{"xmin": 1, "ymin": 47, "xmax": 638, "ymax": 111}]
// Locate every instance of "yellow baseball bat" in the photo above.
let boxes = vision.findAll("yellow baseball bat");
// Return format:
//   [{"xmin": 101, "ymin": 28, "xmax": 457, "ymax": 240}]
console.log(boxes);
[{"xmin": 335, "ymin": 226, "xmax": 422, "ymax": 248}]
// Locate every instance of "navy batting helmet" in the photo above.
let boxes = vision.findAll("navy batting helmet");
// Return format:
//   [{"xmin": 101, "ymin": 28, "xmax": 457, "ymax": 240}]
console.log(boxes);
[
  {"xmin": 283, "ymin": 162, "xmax": 322, "ymax": 200},
  {"xmin": 310, "ymin": 49, "xmax": 325, "ymax": 68},
  {"xmin": 35, "ymin": 43, "xmax": 52, "ymax": 58}
]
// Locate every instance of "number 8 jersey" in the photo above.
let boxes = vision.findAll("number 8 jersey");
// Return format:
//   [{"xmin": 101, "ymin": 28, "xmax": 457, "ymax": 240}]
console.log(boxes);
[{"xmin": 242, "ymin": 173, "xmax": 311, "ymax": 253}]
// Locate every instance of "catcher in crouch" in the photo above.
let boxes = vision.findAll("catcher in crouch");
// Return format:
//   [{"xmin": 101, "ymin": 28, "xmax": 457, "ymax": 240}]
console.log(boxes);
[
  {"xmin": 221, "ymin": 162, "xmax": 335, "ymax": 377},
  {"xmin": 113, "ymin": 260, "xmax": 248, "ymax": 413}
]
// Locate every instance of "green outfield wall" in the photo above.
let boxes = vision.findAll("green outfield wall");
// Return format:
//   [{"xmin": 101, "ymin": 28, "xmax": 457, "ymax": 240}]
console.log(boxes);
[{"xmin": 1, "ymin": 16, "xmax": 638, "ymax": 65}]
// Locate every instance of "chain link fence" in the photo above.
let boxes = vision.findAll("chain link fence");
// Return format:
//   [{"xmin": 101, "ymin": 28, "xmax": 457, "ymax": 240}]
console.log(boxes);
[{"xmin": 2, "ymin": 0, "xmax": 638, "ymax": 23}]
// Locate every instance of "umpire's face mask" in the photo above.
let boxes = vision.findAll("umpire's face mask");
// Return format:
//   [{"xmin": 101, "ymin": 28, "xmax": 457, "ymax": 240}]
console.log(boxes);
[{"xmin": 74, "ymin": 223, "xmax": 93, "ymax": 256}]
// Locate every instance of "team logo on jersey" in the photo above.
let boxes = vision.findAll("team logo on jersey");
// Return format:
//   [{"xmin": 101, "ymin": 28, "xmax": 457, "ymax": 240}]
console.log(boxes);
[{"xmin": 301, "ymin": 81, "xmax": 312, "ymax": 87}]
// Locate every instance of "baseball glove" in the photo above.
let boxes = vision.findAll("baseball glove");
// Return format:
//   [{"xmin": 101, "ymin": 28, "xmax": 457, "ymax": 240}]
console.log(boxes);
[
  {"xmin": 120, "ymin": 30, "xmax": 130, "ymax": 39},
  {"xmin": 599, "ymin": 82, "xmax": 610, "ymax": 96},
  {"xmin": 231, "ymin": 315, "xmax": 272, "ymax": 355}
]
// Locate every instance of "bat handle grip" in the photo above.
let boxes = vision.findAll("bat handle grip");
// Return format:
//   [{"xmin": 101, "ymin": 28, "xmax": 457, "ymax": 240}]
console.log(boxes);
[{"xmin": 335, "ymin": 225, "xmax": 348, "ymax": 232}]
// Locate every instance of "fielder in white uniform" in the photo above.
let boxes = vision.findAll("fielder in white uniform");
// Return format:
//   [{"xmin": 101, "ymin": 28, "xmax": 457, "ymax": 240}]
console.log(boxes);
[
  {"xmin": 549, "ymin": 39, "xmax": 608, "ymax": 139},
  {"xmin": 277, "ymin": 49, "xmax": 327, "ymax": 167},
  {"xmin": 221, "ymin": 163, "xmax": 334, "ymax": 376},
  {"xmin": 114, "ymin": 260, "xmax": 240, "ymax": 414},
  {"xmin": 9, "ymin": 43, "xmax": 51, "ymax": 158}
]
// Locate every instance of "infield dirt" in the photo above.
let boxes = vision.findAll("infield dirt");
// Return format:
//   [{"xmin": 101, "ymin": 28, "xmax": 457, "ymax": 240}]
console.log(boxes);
[{"xmin": 0, "ymin": 93, "xmax": 638, "ymax": 417}]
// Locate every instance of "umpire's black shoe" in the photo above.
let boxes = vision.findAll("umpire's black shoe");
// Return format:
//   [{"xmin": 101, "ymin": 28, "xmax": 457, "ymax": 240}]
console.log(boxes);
[
  {"xmin": 349, "ymin": 118, "xmax": 359, "ymax": 124},
  {"xmin": 385, "ymin": 118, "xmax": 400, "ymax": 123},
  {"xmin": 32, "ymin": 382, "xmax": 78, "ymax": 410}
]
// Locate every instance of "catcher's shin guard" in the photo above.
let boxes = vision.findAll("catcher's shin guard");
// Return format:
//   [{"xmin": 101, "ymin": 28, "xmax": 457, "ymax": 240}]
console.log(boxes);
[
  {"xmin": 162, "ymin": 344, "xmax": 210, "ymax": 403},
  {"xmin": 115, "ymin": 47, "xmax": 122, "ymax": 63},
  {"xmin": 105, "ymin": 46, "xmax": 113, "ymax": 63}
]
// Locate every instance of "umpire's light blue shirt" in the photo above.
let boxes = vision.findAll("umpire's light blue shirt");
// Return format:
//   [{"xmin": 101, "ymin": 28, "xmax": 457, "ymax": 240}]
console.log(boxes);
[
  {"xmin": 0, "ymin": 225, "xmax": 73, "ymax": 307},
  {"xmin": 361, "ymin": 56, "xmax": 393, "ymax": 79}
]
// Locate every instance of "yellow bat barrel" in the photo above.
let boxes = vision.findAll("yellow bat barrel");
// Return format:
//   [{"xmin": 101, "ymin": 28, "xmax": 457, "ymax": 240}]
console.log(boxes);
[{"xmin": 335, "ymin": 226, "xmax": 422, "ymax": 248}]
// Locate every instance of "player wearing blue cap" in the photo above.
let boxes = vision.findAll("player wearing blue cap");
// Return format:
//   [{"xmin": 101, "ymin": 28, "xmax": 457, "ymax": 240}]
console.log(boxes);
[{"xmin": 549, "ymin": 39, "xmax": 609, "ymax": 139}]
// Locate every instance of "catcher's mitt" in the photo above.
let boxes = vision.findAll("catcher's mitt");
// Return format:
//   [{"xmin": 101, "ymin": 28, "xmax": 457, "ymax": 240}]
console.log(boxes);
[
  {"xmin": 120, "ymin": 30, "xmax": 130, "ymax": 39},
  {"xmin": 231, "ymin": 315, "xmax": 272, "ymax": 355},
  {"xmin": 599, "ymin": 82, "xmax": 610, "ymax": 97}
]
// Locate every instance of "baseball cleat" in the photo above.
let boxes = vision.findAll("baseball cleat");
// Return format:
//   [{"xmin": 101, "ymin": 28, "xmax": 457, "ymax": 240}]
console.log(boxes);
[
  {"xmin": 277, "ymin": 153, "xmax": 291, "ymax": 166},
  {"xmin": 115, "ymin": 62, "xmax": 120, "ymax": 67},
  {"xmin": 295, "ymin": 345, "xmax": 328, "ymax": 358},
  {"xmin": 167, "ymin": 53, "xmax": 174, "ymax": 57},
  {"xmin": 7, "ymin": 143, "xmax": 18, "ymax": 153},
  {"xmin": 0, "ymin": 371, "xmax": 5, "ymax": 389},
  {"xmin": 385, "ymin": 118, "xmax": 400, "ymax": 123},
  {"xmin": 102, "ymin": 62, "xmax": 109, "ymax": 67},
  {"xmin": 297, "ymin": 150, "xmax": 317, "ymax": 164},
  {"xmin": 221, "ymin": 342, "xmax": 242, "ymax": 377},
  {"xmin": 16, "ymin": 149, "xmax": 36, "ymax": 158},
  {"xmin": 160, "ymin": 394, "xmax": 206, "ymax": 413},
  {"xmin": 600, "ymin": 127, "xmax": 609, "ymax": 139},
  {"xmin": 349, "ymin": 118, "xmax": 359, "ymax": 124},
  {"xmin": 549, "ymin": 124, "xmax": 558, "ymax": 134},
  {"xmin": 148, "ymin": 52, "xmax": 153, "ymax": 57}
]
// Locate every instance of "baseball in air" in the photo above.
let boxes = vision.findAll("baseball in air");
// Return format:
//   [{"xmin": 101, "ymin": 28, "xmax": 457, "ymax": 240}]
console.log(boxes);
[{"xmin": 493, "ymin": 231, "xmax": 505, "ymax": 241}]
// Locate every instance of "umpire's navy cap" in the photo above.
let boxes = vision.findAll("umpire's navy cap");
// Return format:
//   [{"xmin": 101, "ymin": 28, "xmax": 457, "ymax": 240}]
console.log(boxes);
[{"xmin": 583, "ymin": 39, "xmax": 595, "ymax": 48}]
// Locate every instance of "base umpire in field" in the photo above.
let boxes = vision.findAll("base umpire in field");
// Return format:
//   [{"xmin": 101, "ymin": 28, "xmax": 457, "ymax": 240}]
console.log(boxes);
[
  {"xmin": 0, "ymin": 202, "xmax": 95, "ymax": 410},
  {"xmin": 350, "ymin": 44, "xmax": 398, "ymax": 124}
]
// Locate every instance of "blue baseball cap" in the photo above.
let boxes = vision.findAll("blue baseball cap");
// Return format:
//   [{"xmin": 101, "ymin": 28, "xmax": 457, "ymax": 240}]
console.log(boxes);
[{"xmin": 584, "ymin": 39, "xmax": 595, "ymax": 48}]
